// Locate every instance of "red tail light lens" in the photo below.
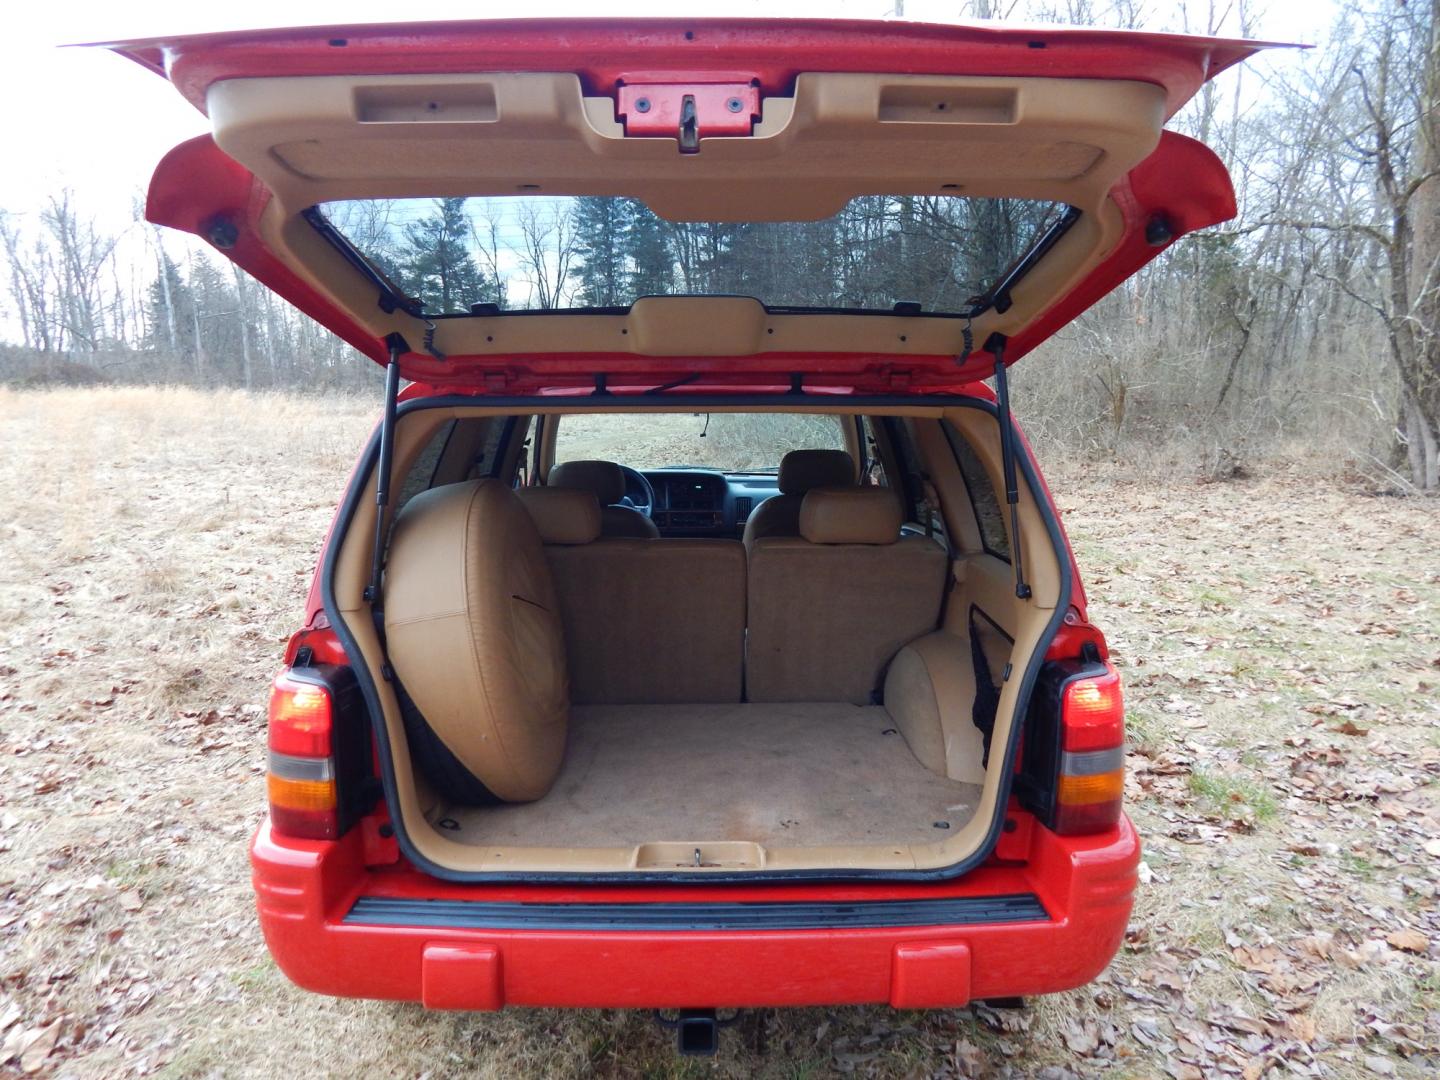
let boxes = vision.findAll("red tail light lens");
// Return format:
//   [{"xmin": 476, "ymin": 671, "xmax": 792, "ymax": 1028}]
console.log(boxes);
[
  {"xmin": 1062, "ymin": 668, "xmax": 1124, "ymax": 752},
  {"xmin": 267, "ymin": 670, "xmax": 338, "ymax": 840},
  {"xmin": 1054, "ymin": 664, "xmax": 1125, "ymax": 835},
  {"xmin": 268, "ymin": 673, "xmax": 332, "ymax": 757}
]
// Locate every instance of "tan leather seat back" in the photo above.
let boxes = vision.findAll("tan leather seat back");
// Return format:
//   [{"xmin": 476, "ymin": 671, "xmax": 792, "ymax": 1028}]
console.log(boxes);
[
  {"xmin": 517, "ymin": 489, "xmax": 745, "ymax": 704},
  {"xmin": 545, "ymin": 539, "xmax": 747, "ymax": 704},
  {"xmin": 383, "ymin": 480, "xmax": 568, "ymax": 802},
  {"xmin": 747, "ymin": 487, "xmax": 949, "ymax": 703}
]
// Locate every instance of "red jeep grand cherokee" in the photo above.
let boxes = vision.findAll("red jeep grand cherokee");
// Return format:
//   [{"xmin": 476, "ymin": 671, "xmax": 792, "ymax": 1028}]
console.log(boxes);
[{"xmin": 112, "ymin": 17, "xmax": 1269, "ymax": 1053}]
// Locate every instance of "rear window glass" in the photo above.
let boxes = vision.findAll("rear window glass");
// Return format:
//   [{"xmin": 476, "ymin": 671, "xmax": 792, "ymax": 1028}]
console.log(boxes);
[
  {"xmin": 314, "ymin": 195, "xmax": 1066, "ymax": 316},
  {"xmin": 554, "ymin": 413, "xmax": 847, "ymax": 473},
  {"xmin": 945, "ymin": 422, "xmax": 1010, "ymax": 560}
]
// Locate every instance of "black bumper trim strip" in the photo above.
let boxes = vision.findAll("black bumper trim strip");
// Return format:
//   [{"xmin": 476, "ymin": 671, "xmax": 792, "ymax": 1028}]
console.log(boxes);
[{"xmin": 343, "ymin": 892, "xmax": 1048, "ymax": 931}]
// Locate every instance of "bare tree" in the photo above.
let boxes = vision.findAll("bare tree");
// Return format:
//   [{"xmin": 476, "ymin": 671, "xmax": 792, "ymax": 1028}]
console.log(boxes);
[
  {"xmin": 513, "ymin": 202, "xmax": 578, "ymax": 310},
  {"xmin": 1, "ymin": 210, "xmax": 55, "ymax": 352},
  {"xmin": 1275, "ymin": 0, "xmax": 1440, "ymax": 488},
  {"xmin": 42, "ymin": 190, "xmax": 122, "ymax": 351}
]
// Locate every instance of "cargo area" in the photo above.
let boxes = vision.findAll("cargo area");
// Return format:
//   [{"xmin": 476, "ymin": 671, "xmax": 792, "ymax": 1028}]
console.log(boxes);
[
  {"xmin": 329, "ymin": 405, "xmax": 1062, "ymax": 876},
  {"xmin": 428, "ymin": 702, "xmax": 984, "ymax": 853}
]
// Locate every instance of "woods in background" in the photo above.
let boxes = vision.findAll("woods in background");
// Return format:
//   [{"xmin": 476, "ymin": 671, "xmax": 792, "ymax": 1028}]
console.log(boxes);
[
  {"xmin": 321, "ymin": 193, "xmax": 1056, "ymax": 315},
  {"xmin": 3, "ymin": 0, "xmax": 1439, "ymax": 490}
]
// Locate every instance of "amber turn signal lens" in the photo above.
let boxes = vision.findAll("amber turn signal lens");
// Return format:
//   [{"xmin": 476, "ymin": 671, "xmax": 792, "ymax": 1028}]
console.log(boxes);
[
  {"xmin": 266, "ymin": 773, "xmax": 337, "ymax": 812},
  {"xmin": 1057, "ymin": 769, "xmax": 1125, "ymax": 807}
]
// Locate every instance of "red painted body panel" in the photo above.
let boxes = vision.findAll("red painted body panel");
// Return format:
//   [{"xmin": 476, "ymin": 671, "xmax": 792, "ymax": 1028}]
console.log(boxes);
[
  {"xmin": 100, "ymin": 19, "xmax": 1283, "ymax": 121},
  {"xmin": 251, "ymin": 814, "xmax": 1139, "ymax": 1008},
  {"xmin": 616, "ymin": 78, "xmax": 761, "ymax": 139}
]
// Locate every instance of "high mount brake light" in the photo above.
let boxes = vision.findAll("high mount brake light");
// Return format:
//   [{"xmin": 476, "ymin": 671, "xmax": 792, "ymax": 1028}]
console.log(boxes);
[
  {"xmin": 267, "ymin": 671, "xmax": 339, "ymax": 839},
  {"xmin": 1054, "ymin": 664, "xmax": 1125, "ymax": 835}
]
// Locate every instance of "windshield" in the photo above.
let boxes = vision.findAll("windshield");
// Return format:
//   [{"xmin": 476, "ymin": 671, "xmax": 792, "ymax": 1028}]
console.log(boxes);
[
  {"xmin": 314, "ymin": 195, "xmax": 1066, "ymax": 316},
  {"xmin": 553, "ymin": 413, "xmax": 848, "ymax": 473}
]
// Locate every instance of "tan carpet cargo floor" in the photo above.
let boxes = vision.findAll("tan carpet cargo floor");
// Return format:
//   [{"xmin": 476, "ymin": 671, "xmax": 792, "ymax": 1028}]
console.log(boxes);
[{"xmin": 432, "ymin": 702, "xmax": 982, "ymax": 850}]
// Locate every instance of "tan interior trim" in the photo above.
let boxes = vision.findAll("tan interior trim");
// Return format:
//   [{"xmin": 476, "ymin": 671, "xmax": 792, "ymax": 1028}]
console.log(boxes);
[
  {"xmin": 884, "ymin": 630, "xmax": 987, "ymax": 784},
  {"xmin": 913, "ymin": 415, "xmax": 982, "ymax": 552},
  {"xmin": 334, "ymin": 400, "xmax": 1057, "ymax": 875},
  {"xmin": 212, "ymin": 69, "xmax": 1160, "ymax": 360},
  {"xmin": 214, "ymin": 72, "xmax": 1162, "ymax": 213},
  {"xmin": 536, "ymin": 414, "xmax": 559, "ymax": 483}
]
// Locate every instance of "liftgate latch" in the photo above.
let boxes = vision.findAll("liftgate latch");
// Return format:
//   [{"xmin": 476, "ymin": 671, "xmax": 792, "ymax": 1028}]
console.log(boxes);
[{"xmin": 616, "ymin": 78, "xmax": 761, "ymax": 153}]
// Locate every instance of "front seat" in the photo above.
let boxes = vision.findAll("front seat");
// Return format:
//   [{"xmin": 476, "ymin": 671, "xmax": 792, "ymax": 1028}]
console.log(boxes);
[
  {"xmin": 548, "ymin": 459, "xmax": 660, "ymax": 539},
  {"xmin": 742, "ymin": 448, "xmax": 856, "ymax": 550}
]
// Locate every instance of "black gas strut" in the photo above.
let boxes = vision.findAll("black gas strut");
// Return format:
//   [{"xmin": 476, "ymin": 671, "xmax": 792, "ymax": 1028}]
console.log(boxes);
[
  {"xmin": 986, "ymin": 333, "xmax": 1031, "ymax": 600},
  {"xmin": 364, "ymin": 335, "xmax": 407, "ymax": 608}
]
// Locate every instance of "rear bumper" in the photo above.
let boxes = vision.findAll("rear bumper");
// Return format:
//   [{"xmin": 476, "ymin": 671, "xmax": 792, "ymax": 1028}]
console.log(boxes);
[{"xmin": 250, "ymin": 815, "xmax": 1139, "ymax": 1010}]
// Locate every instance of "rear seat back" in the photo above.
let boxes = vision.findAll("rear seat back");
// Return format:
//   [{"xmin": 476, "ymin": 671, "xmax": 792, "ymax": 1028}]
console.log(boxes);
[
  {"xmin": 518, "ymin": 488, "xmax": 746, "ymax": 704},
  {"xmin": 746, "ymin": 487, "xmax": 949, "ymax": 704},
  {"xmin": 741, "ymin": 448, "xmax": 856, "ymax": 550}
]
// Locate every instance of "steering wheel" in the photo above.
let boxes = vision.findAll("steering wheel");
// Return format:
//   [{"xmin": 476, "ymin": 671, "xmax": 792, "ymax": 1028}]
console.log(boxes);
[{"xmin": 617, "ymin": 464, "xmax": 655, "ymax": 518}]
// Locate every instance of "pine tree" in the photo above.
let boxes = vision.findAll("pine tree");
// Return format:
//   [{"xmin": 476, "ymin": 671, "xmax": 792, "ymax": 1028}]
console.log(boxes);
[
  {"xmin": 622, "ymin": 200, "xmax": 674, "ymax": 298},
  {"xmin": 394, "ymin": 198, "xmax": 491, "ymax": 314},
  {"xmin": 570, "ymin": 197, "xmax": 629, "ymax": 306},
  {"xmin": 144, "ymin": 252, "xmax": 196, "ymax": 360}
]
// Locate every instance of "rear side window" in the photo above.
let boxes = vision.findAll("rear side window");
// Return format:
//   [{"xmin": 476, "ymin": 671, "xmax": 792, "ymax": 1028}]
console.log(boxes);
[
  {"xmin": 945, "ymin": 422, "xmax": 1010, "ymax": 561},
  {"xmin": 395, "ymin": 419, "xmax": 457, "ymax": 513}
]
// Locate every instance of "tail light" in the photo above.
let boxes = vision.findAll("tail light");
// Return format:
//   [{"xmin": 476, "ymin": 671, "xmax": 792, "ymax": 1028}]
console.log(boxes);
[
  {"xmin": 267, "ymin": 671, "xmax": 340, "ymax": 839},
  {"xmin": 1053, "ymin": 665, "xmax": 1125, "ymax": 835},
  {"xmin": 1016, "ymin": 653, "xmax": 1126, "ymax": 837}
]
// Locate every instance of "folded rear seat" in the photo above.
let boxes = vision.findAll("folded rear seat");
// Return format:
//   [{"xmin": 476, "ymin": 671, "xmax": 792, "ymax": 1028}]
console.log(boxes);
[
  {"xmin": 746, "ymin": 487, "xmax": 949, "ymax": 704},
  {"xmin": 519, "ymin": 487, "xmax": 747, "ymax": 705},
  {"xmin": 382, "ymin": 479, "xmax": 570, "ymax": 804}
]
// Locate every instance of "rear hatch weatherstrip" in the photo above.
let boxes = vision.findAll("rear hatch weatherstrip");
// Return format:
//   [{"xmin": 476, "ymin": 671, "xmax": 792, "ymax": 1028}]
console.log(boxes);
[{"xmin": 344, "ymin": 893, "xmax": 1048, "ymax": 931}]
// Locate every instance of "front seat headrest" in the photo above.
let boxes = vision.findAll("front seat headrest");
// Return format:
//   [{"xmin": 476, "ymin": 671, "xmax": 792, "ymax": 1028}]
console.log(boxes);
[
  {"xmin": 516, "ymin": 487, "xmax": 602, "ymax": 545},
  {"xmin": 778, "ymin": 449, "xmax": 855, "ymax": 495},
  {"xmin": 800, "ymin": 487, "xmax": 904, "ymax": 545},
  {"xmin": 549, "ymin": 459, "xmax": 627, "ymax": 505}
]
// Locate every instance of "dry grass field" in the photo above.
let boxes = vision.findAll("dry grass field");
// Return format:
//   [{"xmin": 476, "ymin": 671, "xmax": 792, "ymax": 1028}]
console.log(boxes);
[{"xmin": 1, "ymin": 387, "xmax": 1437, "ymax": 1079}]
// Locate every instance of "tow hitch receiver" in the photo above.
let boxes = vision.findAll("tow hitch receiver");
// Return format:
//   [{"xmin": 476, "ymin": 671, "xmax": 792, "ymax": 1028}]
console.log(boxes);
[
  {"xmin": 617, "ymin": 78, "xmax": 761, "ymax": 152},
  {"xmin": 653, "ymin": 1008, "xmax": 739, "ymax": 1055}
]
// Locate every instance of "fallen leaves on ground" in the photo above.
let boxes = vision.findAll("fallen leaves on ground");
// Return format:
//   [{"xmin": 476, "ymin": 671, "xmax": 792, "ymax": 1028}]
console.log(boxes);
[{"xmin": 0, "ymin": 390, "xmax": 1437, "ymax": 1078}]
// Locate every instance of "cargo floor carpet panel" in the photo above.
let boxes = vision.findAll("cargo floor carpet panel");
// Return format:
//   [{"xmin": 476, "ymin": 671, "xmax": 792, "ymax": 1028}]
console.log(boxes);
[{"xmin": 429, "ymin": 702, "xmax": 983, "ymax": 850}]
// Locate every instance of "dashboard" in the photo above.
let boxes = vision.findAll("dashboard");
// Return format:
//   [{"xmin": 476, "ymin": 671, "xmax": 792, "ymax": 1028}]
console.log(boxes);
[{"xmin": 638, "ymin": 469, "xmax": 781, "ymax": 538}]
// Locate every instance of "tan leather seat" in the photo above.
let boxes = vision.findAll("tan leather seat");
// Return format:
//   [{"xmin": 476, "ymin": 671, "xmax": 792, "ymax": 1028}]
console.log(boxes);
[
  {"xmin": 741, "ymin": 448, "xmax": 856, "ymax": 550},
  {"xmin": 518, "ymin": 487, "xmax": 746, "ymax": 704},
  {"xmin": 548, "ymin": 459, "xmax": 660, "ymax": 539},
  {"xmin": 382, "ymin": 480, "xmax": 569, "ymax": 803},
  {"xmin": 746, "ymin": 487, "xmax": 949, "ymax": 704}
]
